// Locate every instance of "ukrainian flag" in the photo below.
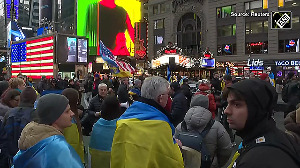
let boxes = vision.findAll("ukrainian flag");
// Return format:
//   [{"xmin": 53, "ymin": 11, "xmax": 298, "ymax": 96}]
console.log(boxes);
[{"xmin": 111, "ymin": 101, "xmax": 184, "ymax": 168}]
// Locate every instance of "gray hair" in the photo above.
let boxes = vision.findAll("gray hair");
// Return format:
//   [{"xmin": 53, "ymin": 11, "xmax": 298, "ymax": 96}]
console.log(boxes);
[
  {"xmin": 98, "ymin": 83, "xmax": 108, "ymax": 89},
  {"xmin": 141, "ymin": 76, "xmax": 169, "ymax": 100},
  {"xmin": 134, "ymin": 79, "xmax": 142, "ymax": 86}
]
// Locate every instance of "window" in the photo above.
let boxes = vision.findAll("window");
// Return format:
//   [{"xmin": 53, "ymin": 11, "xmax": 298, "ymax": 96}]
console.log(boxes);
[
  {"xmin": 217, "ymin": 24, "xmax": 236, "ymax": 37},
  {"xmin": 155, "ymin": 36, "xmax": 164, "ymax": 45},
  {"xmin": 217, "ymin": 5, "xmax": 236, "ymax": 18},
  {"xmin": 154, "ymin": 19, "xmax": 164, "ymax": 29},
  {"xmin": 280, "ymin": 0, "xmax": 300, "ymax": 8},
  {"xmin": 217, "ymin": 44, "xmax": 237, "ymax": 55},
  {"xmin": 245, "ymin": 0, "xmax": 268, "ymax": 12},
  {"xmin": 153, "ymin": 5, "xmax": 159, "ymax": 14},
  {"xmin": 246, "ymin": 21, "xmax": 268, "ymax": 34},
  {"xmin": 246, "ymin": 41, "xmax": 268, "ymax": 54},
  {"xmin": 279, "ymin": 39, "xmax": 300, "ymax": 53},
  {"xmin": 161, "ymin": 3, "xmax": 166, "ymax": 14}
]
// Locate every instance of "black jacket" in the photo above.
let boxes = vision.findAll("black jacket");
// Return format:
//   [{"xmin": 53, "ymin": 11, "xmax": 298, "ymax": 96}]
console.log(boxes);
[
  {"xmin": 92, "ymin": 79, "xmax": 101, "ymax": 97},
  {"xmin": 117, "ymin": 83, "xmax": 129, "ymax": 103},
  {"xmin": 211, "ymin": 77, "xmax": 221, "ymax": 92},
  {"xmin": 234, "ymin": 120, "xmax": 300, "ymax": 168},
  {"xmin": 229, "ymin": 79, "xmax": 300, "ymax": 168},
  {"xmin": 171, "ymin": 91, "xmax": 189, "ymax": 127},
  {"xmin": 81, "ymin": 95, "xmax": 104, "ymax": 135},
  {"xmin": 181, "ymin": 83, "xmax": 192, "ymax": 105}
]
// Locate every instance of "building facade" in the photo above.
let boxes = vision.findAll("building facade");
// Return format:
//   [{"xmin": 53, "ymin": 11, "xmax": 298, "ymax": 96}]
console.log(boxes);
[{"xmin": 148, "ymin": 0, "xmax": 300, "ymax": 78}]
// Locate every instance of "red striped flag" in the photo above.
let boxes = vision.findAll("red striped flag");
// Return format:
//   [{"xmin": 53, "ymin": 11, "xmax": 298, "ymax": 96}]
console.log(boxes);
[
  {"xmin": 115, "ymin": 60, "xmax": 135, "ymax": 74},
  {"xmin": 11, "ymin": 36, "xmax": 54, "ymax": 79}
]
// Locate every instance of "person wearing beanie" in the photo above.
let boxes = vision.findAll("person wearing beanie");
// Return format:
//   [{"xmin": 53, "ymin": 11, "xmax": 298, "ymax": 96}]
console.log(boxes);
[
  {"xmin": 62, "ymin": 88, "xmax": 85, "ymax": 163},
  {"xmin": 0, "ymin": 87, "xmax": 37, "ymax": 167},
  {"xmin": 224, "ymin": 79, "xmax": 300, "ymax": 167},
  {"xmin": 11, "ymin": 94, "xmax": 84, "ymax": 168},
  {"xmin": 170, "ymin": 81, "xmax": 189, "ymax": 127},
  {"xmin": 284, "ymin": 103, "xmax": 300, "ymax": 143},
  {"xmin": 176, "ymin": 94, "xmax": 232, "ymax": 168}
]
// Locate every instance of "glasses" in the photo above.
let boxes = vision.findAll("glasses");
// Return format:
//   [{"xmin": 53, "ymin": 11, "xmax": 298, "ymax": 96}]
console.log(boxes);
[{"xmin": 13, "ymin": 98, "xmax": 20, "ymax": 102}]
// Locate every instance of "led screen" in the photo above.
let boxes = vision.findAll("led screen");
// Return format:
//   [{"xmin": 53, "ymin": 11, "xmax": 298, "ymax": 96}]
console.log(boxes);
[
  {"xmin": 78, "ymin": 39, "xmax": 88, "ymax": 62},
  {"xmin": 57, "ymin": 35, "xmax": 77, "ymax": 63},
  {"xmin": 67, "ymin": 37, "xmax": 77, "ymax": 62},
  {"xmin": 77, "ymin": 0, "xmax": 141, "ymax": 56}
]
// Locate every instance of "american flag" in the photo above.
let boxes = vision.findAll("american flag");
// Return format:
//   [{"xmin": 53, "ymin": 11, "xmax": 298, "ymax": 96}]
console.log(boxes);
[
  {"xmin": 11, "ymin": 36, "xmax": 54, "ymax": 79},
  {"xmin": 99, "ymin": 40, "xmax": 135, "ymax": 74}
]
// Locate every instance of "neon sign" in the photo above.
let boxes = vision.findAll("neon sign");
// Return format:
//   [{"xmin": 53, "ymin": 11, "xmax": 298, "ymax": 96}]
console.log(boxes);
[
  {"xmin": 247, "ymin": 59, "xmax": 263, "ymax": 67},
  {"xmin": 289, "ymin": 40, "xmax": 295, "ymax": 46},
  {"xmin": 275, "ymin": 60, "xmax": 300, "ymax": 66},
  {"xmin": 250, "ymin": 42, "xmax": 263, "ymax": 46},
  {"xmin": 6, "ymin": 0, "xmax": 11, "ymax": 18}
]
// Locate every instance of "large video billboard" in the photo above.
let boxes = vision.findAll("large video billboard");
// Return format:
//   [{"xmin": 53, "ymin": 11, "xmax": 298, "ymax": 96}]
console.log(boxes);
[{"xmin": 77, "ymin": 0, "xmax": 141, "ymax": 56}]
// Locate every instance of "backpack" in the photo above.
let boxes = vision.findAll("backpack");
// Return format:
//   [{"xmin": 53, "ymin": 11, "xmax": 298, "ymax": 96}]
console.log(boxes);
[{"xmin": 176, "ymin": 119, "xmax": 215, "ymax": 168}]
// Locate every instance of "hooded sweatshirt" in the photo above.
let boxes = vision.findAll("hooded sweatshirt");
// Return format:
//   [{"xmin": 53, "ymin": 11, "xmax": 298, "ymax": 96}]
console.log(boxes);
[
  {"xmin": 228, "ymin": 79, "xmax": 300, "ymax": 168},
  {"xmin": 195, "ymin": 83, "xmax": 216, "ymax": 118}
]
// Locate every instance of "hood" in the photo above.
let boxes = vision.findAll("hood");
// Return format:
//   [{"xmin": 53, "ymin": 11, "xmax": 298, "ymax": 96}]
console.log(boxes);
[
  {"xmin": 184, "ymin": 106, "xmax": 212, "ymax": 131},
  {"xmin": 284, "ymin": 111, "xmax": 300, "ymax": 136},
  {"xmin": 198, "ymin": 83, "xmax": 210, "ymax": 91},
  {"xmin": 190, "ymin": 94, "xmax": 209, "ymax": 109},
  {"xmin": 228, "ymin": 79, "xmax": 277, "ymax": 138},
  {"xmin": 18, "ymin": 122, "xmax": 63, "ymax": 150}
]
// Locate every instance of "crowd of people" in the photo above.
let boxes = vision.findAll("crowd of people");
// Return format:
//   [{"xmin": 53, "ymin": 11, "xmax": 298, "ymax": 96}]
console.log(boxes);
[{"xmin": 0, "ymin": 71, "xmax": 299, "ymax": 168}]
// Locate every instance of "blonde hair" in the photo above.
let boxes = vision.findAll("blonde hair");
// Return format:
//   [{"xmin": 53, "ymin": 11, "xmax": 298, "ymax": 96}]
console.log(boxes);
[{"xmin": 9, "ymin": 78, "xmax": 24, "ymax": 89}]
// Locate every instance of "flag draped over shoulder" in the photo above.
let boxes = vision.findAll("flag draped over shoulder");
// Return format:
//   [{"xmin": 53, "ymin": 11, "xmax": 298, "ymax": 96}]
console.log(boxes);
[
  {"xmin": 167, "ymin": 66, "xmax": 171, "ymax": 82},
  {"xmin": 99, "ymin": 41, "xmax": 135, "ymax": 77},
  {"xmin": 111, "ymin": 101, "xmax": 184, "ymax": 168}
]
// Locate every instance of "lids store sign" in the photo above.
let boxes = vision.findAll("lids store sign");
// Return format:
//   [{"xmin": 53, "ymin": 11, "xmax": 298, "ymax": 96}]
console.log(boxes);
[
  {"xmin": 247, "ymin": 59, "xmax": 264, "ymax": 67},
  {"xmin": 275, "ymin": 60, "xmax": 300, "ymax": 66}
]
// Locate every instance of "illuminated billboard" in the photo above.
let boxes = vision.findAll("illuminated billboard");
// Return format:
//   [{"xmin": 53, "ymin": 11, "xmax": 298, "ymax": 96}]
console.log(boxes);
[{"xmin": 77, "ymin": 0, "xmax": 141, "ymax": 56}]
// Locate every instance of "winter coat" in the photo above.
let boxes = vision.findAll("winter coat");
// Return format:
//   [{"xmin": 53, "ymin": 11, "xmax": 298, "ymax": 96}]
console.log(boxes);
[
  {"xmin": 211, "ymin": 78, "xmax": 222, "ymax": 92},
  {"xmin": 284, "ymin": 110, "xmax": 300, "ymax": 143},
  {"xmin": 12, "ymin": 122, "xmax": 83, "ymax": 168},
  {"xmin": 117, "ymin": 83, "xmax": 129, "ymax": 103},
  {"xmin": 176, "ymin": 106, "xmax": 232, "ymax": 168},
  {"xmin": 81, "ymin": 95, "xmax": 104, "ymax": 135},
  {"xmin": 195, "ymin": 83, "xmax": 216, "ymax": 118},
  {"xmin": 229, "ymin": 79, "xmax": 300, "ymax": 168},
  {"xmin": 171, "ymin": 91, "xmax": 189, "ymax": 127},
  {"xmin": 0, "ymin": 102, "xmax": 11, "ymax": 120},
  {"xmin": 181, "ymin": 83, "xmax": 192, "ymax": 104}
]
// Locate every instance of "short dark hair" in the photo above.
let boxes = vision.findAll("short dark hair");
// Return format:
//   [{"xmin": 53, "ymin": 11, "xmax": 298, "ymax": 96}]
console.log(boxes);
[
  {"xmin": 223, "ymin": 74, "xmax": 232, "ymax": 81},
  {"xmin": 222, "ymin": 87, "xmax": 245, "ymax": 101},
  {"xmin": 101, "ymin": 95, "xmax": 122, "ymax": 120}
]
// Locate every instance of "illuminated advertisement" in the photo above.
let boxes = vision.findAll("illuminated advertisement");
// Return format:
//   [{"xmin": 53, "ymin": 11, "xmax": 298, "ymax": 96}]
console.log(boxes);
[
  {"xmin": 77, "ymin": 0, "xmax": 141, "ymax": 56},
  {"xmin": 67, "ymin": 37, "xmax": 77, "ymax": 62},
  {"xmin": 201, "ymin": 58, "xmax": 215, "ymax": 69},
  {"xmin": 39, "ymin": 0, "xmax": 53, "ymax": 26},
  {"xmin": 78, "ymin": 39, "xmax": 88, "ymax": 63}
]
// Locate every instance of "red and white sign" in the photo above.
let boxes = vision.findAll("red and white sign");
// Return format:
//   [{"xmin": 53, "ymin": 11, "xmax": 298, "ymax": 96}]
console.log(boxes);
[{"xmin": 289, "ymin": 40, "xmax": 295, "ymax": 46}]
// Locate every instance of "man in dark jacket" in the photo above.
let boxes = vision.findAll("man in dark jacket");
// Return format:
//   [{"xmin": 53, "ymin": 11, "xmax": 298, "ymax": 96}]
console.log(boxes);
[
  {"xmin": 170, "ymin": 82, "xmax": 188, "ymax": 127},
  {"xmin": 224, "ymin": 79, "xmax": 300, "ymax": 168},
  {"xmin": 82, "ymin": 83, "xmax": 108, "ymax": 135},
  {"xmin": 0, "ymin": 87, "xmax": 37, "ymax": 168},
  {"xmin": 180, "ymin": 78, "xmax": 192, "ymax": 106},
  {"xmin": 92, "ymin": 74, "xmax": 101, "ymax": 97},
  {"xmin": 211, "ymin": 72, "xmax": 222, "ymax": 93},
  {"xmin": 117, "ymin": 77, "xmax": 130, "ymax": 103}
]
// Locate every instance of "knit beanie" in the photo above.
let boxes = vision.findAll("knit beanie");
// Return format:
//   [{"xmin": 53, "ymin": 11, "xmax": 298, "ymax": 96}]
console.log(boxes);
[
  {"xmin": 20, "ymin": 87, "xmax": 37, "ymax": 105},
  {"xmin": 37, "ymin": 94, "xmax": 69, "ymax": 125},
  {"xmin": 260, "ymin": 73, "xmax": 269, "ymax": 80}
]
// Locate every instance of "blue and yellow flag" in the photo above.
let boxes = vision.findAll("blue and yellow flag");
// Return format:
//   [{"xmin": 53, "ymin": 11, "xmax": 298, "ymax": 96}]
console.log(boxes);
[{"xmin": 111, "ymin": 101, "xmax": 184, "ymax": 168}]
